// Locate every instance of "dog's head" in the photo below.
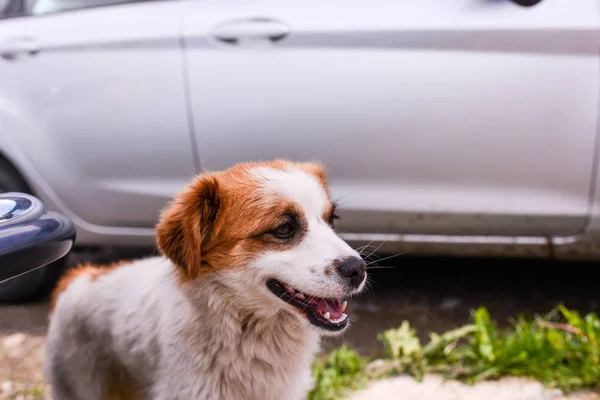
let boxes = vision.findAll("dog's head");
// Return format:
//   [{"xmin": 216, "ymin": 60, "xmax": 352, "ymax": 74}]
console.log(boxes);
[{"xmin": 156, "ymin": 160, "xmax": 366, "ymax": 335}]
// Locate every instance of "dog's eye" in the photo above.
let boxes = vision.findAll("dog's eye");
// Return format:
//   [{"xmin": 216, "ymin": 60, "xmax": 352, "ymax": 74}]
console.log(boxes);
[
  {"xmin": 328, "ymin": 213, "xmax": 341, "ymax": 228},
  {"xmin": 272, "ymin": 222, "xmax": 296, "ymax": 239}
]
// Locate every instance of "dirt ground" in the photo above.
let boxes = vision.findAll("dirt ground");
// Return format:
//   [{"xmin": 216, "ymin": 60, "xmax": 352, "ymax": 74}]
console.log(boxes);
[{"xmin": 2, "ymin": 251, "xmax": 600, "ymax": 399}]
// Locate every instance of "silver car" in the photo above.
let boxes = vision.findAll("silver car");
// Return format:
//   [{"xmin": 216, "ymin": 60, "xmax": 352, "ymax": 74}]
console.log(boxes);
[{"xmin": 1, "ymin": 0, "xmax": 599, "ymax": 301}]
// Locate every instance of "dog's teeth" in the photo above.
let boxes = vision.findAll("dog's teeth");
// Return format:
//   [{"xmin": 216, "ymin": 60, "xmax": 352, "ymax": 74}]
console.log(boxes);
[
  {"xmin": 342, "ymin": 301, "xmax": 347, "ymax": 312},
  {"xmin": 297, "ymin": 293, "xmax": 306, "ymax": 300},
  {"xmin": 324, "ymin": 312, "xmax": 331, "ymax": 320}
]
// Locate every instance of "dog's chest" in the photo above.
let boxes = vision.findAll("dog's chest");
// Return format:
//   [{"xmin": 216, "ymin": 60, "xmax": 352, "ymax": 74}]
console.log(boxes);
[{"xmin": 155, "ymin": 312, "xmax": 320, "ymax": 400}]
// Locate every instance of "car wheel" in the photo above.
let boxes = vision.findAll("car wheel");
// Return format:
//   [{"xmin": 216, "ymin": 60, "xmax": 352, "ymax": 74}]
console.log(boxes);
[{"xmin": 0, "ymin": 156, "xmax": 54, "ymax": 303}]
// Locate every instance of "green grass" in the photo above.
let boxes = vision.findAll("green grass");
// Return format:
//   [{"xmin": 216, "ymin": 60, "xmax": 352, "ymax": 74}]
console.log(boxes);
[{"xmin": 309, "ymin": 304, "xmax": 600, "ymax": 400}]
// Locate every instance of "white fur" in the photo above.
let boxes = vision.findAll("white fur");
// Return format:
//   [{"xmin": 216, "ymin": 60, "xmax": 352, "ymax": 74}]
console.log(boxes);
[{"xmin": 45, "ymin": 165, "xmax": 365, "ymax": 400}]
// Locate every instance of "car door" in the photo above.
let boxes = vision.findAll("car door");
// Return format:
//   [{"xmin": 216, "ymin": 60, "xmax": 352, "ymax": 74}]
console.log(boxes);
[
  {"xmin": 182, "ymin": 0, "xmax": 600, "ymax": 238},
  {"xmin": 0, "ymin": 0, "xmax": 195, "ymax": 230}
]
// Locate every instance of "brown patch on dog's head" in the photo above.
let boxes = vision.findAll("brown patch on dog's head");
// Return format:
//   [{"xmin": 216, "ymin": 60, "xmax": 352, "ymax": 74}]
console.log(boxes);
[
  {"xmin": 156, "ymin": 174, "xmax": 221, "ymax": 281},
  {"xmin": 155, "ymin": 160, "xmax": 333, "ymax": 283},
  {"xmin": 297, "ymin": 162, "xmax": 328, "ymax": 189}
]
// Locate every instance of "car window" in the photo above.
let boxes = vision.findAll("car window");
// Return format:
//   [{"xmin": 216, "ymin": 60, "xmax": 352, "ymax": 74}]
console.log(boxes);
[{"xmin": 27, "ymin": 0, "xmax": 151, "ymax": 16}]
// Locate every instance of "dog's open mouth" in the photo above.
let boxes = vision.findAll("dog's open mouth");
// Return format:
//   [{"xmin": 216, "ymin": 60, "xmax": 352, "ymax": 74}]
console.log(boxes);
[{"xmin": 266, "ymin": 279, "xmax": 348, "ymax": 332}]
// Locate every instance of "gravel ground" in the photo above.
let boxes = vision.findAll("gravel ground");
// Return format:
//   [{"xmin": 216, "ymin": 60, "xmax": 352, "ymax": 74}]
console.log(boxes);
[
  {"xmin": 0, "ymin": 303, "xmax": 48, "ymax": 400},
  {"xmin": 2, "ymin": 250, "xmax": 600, "ymax": 399}
]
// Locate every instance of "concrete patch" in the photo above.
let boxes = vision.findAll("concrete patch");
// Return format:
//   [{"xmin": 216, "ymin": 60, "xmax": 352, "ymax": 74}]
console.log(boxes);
[{"xmin": 349, "ymin": 375, "xmax": 598, "ymax": 400}]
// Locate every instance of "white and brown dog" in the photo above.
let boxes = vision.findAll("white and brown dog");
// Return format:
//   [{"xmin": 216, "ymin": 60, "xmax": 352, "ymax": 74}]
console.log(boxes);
[{"xmin": 45, "ymin": 160, "xmax": 367, "ymax": 400}]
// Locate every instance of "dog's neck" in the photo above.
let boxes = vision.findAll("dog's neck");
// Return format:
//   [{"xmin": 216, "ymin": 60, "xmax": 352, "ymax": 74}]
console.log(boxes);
[{"xmin": 174, "ymin": 272, "xmax": 321, "ymax": 399}]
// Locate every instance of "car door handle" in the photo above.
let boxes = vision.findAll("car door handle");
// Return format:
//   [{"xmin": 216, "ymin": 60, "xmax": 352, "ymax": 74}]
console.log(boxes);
[
  {"xmin": 511, "ymin": 0, "xmax": 543, "ymax": 6},
  {"xmin": 0, "ymin": 37, "xmax": 42, "ymax": 60},
  {"xmin": 211, "ymin": 17, "xmax": 290, "ymax": 45}
]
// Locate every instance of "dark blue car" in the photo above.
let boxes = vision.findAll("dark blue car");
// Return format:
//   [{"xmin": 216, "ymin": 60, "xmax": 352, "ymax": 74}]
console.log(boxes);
[{"xmin": 0, "ymin": 192, "xmax": 75, "ymax": 301}]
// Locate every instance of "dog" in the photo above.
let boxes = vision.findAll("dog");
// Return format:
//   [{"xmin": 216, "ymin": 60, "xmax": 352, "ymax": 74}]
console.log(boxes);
[{"xmin": 45, "ymin": 160, "xmax": 367, "ymax": 400}]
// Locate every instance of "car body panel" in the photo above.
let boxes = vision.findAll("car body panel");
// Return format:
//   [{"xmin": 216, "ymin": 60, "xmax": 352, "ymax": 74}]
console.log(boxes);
[
  {"xmin": 0, "ymin": 1, "xmax": 195, "ymax": 230},
  {"xmin": 0, "ymin": 192, "xmax": 75, "ymax": 282},
  {"xmin": 182, "ymin": 0, "xmax": 600, "ymax": 239},
  {"xmin": 2, "ymin": 0, "xmax": 600, "ymax": 260}
]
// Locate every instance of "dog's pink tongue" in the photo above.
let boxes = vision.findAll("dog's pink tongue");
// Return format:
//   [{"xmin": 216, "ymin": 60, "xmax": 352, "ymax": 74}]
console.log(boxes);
[{"xmin": 315, "ymin": 298, "xmax": 344, "ymax": 319}]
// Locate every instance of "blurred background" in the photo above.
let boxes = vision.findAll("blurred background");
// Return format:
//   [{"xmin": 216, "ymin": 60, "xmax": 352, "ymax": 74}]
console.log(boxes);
[{"xmin": 1, "ymin": 0, "xmax": 600, "ymax": 398}]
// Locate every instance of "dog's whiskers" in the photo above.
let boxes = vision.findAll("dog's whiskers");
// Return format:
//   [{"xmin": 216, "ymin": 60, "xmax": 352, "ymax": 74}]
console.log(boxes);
[
  {"xmin": 333, "ymin": 191, "xmax": 359, "ymax": 207},
  {"xmin": 355, "ymin": 241, "xmax": 375, "ymax": 256},
  {"xmin": 363, "ymin": 240, "xmax": 387, "ymax": 261},
  {"xmin": 362, "ymin": 279, "xmax": 375, "ymax": 295},
  {"xmin": 365, "ymin": 252, "xmax": 405, "ymax": 266}
]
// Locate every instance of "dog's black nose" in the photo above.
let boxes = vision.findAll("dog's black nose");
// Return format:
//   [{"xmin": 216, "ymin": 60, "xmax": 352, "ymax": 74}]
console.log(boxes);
[{"xmin": 335, "ymin": 256, "xmax": 367, "ymax": 289}]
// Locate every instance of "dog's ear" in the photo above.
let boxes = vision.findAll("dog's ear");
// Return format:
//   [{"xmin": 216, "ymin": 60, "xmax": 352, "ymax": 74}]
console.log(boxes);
[{"xmin": 156, "ymin": 174, "xmax": 221, "ymax": 280}]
